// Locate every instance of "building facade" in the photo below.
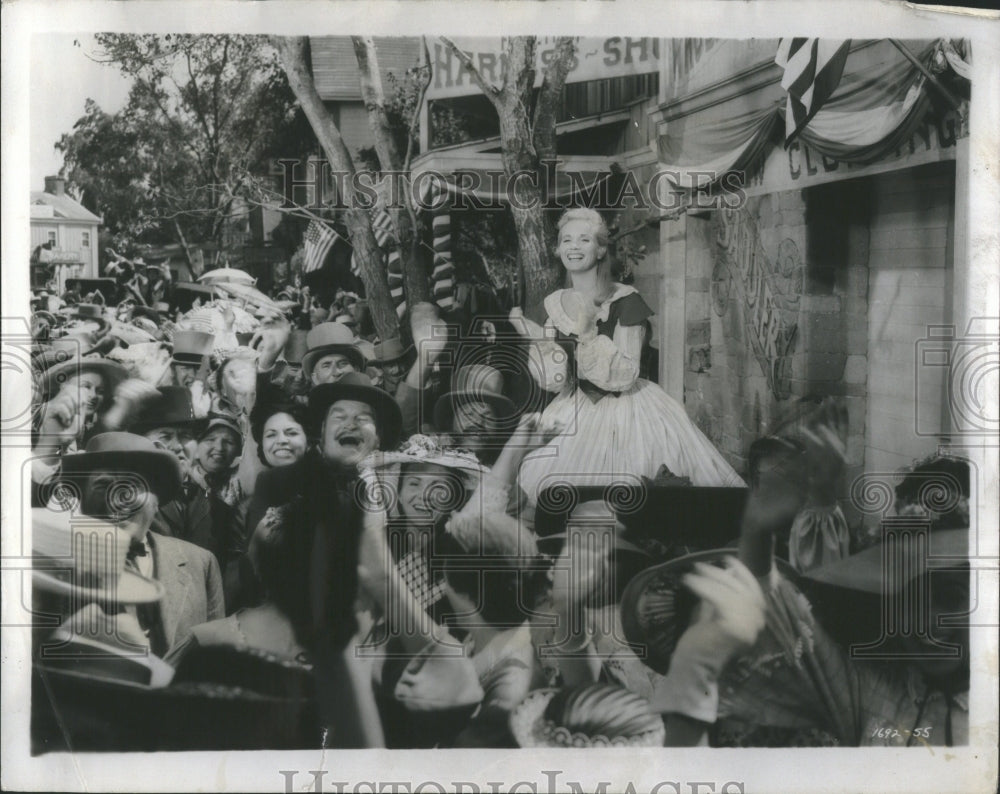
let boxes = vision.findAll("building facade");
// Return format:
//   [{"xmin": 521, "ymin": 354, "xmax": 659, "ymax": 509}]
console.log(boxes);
[{"xmin": 30, "ymin": 175, "xmax": 101, "ymax": 289}]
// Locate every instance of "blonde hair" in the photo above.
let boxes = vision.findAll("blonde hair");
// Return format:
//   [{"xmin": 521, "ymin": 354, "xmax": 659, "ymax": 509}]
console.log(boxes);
[{"xmin": 557, "ymin": 208, "xmax": 609, "ymax": 249}]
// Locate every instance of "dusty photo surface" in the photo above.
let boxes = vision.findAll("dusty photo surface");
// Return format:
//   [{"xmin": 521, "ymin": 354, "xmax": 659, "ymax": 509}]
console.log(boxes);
[{"xmin": 2, "ymin": 1, "xmax": 997, "ymax": 792}]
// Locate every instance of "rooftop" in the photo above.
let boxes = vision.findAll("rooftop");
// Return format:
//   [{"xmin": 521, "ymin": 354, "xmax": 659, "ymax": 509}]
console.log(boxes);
[{"xmin": 30, "ymin": 191, "xmax": 102, "ymax": 224}]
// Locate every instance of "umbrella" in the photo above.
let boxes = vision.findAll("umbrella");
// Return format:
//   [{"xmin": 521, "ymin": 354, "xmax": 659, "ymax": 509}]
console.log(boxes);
[
  {"xmin": 211, "ymin": 281, "xmax": 281, "ymax": 314},
  {"xmin": 198, "ymin": 268, "xmax": 257, "ymax": 286}
]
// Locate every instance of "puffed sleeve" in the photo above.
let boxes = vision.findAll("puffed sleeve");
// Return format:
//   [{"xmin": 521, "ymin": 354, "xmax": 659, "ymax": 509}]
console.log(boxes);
[
  {"xmin": 575, "ymin": 322, "xmax": 645, "ymax": 392},
  {"xmin": 525, "ymin": 319, "xmax": 571, "ymax": 393}
]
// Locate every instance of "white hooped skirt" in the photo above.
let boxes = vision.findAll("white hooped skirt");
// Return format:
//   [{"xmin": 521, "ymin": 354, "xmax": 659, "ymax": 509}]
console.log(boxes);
[{"xmin": 517, "ymin": 379, "xmax": 745, "ymax": 505}]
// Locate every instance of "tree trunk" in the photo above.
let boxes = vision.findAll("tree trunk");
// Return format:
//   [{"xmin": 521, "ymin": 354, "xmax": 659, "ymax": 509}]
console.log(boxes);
[
  {"xmin": 272, "ymin": 36, "xmax": 400, "ymax": 340},
  {"xmin": 439, "ymin": 36, "xmax": 576, "ymax": 322},
  {"xmin": 352, "ymin": 36, "xmax": 432, "ymax": 308}
]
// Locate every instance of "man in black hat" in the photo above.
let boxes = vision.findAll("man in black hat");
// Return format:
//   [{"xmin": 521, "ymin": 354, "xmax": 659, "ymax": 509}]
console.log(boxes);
[
  {"xmin": 246, "ymin": 372, "xmax": 437, "ymax": 746},
  {"xmin": 128, "ymin": 387, "xmax": 244, "ymax": 581}
]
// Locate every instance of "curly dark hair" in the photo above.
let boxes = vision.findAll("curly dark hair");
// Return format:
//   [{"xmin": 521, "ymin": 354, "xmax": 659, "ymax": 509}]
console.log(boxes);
[{"xmin": 249, "ymin": 399, "xmax": 310, "ymax": 466}]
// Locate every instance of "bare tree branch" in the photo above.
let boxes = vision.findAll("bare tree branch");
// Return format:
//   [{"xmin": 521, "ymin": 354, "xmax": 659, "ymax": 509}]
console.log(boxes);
[{"xmin": 439, "ymin": 36, "xmax": 502, "ymax": 108}]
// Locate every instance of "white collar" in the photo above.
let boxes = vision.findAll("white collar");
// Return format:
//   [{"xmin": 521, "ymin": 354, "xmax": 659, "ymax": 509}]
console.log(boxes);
[{"xmin": 544, "ymin": 283, "xmax": 638, "ymax": 335}]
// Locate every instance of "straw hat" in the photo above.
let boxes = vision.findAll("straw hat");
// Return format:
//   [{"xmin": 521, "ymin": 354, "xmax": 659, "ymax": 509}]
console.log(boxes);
[{"xmin": 32, "ymin": 508, "xmax": 164, "ymax": 605}]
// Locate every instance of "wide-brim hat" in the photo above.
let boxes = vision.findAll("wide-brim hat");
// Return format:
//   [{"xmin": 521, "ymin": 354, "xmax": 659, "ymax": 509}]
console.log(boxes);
[
  {"xmin": 64, "ymin": 303, "xmax": 111, "ymax": 332},
  {"xmin": 60, "ymin": 432, "xmax": 184, "ymax": 505},
  {"xmin": 535, "ymin": 484, "xmax": 749, "ymax": 553},
  {"xmin": 509, "ymin": 688, "xmax": 666, "ymax": 748},
  {"xmin": 127, "ymin": 386, "xmax": 206, "ymax": 437},
  {"xmin": 38, "ymin": 355, "xmax": 128, "ymax": 404},
  {"xmin": 301, "ymin": 322, "xmax": 366, "ymax": 377},
  {"xmin": 619, "ymin": 548, "xmax": 800, "ymax": 676},
  {"xmin": 803, "ymin": 528, "xmax": 969, "ymax": 595},
  {"xmin": 372, "ymin": 434, "xmax": 489, "ymax": 475},
  {"xmin": 433, "ymin": 383, "xmax": 517, "ymax": 434},
  {"xmin": 32, "ymin": 510, "xmax": 166, "ymax": 605},
  {"xmin": 307, "ymin": 372, "xmax": 402, "ymax": 450}
]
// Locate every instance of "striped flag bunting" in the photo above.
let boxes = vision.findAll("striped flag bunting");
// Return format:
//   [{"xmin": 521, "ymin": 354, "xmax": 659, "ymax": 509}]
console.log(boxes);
[
  {"xmin": 776, "ymin": 38, "xmax": 851, "ymax": 146},
  {"xmin": 345, "ymin": 176, "xmax": 457, "ymax": 317},
  {"xmin": 302, "ymin": 219, "xmax": 340, "ymax": 273}
]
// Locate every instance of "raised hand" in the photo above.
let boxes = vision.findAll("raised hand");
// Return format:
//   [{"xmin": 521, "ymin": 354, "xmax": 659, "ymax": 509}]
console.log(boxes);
[
  {"xmin": 508, "ymin": 306, "xmax": 546, "ymax": 339},
  {"xmin": 681, "ymin": 558, "xmax": 766, "ymax": 658},
  {"xmin": 410, "ymin": 302, "xmax": 448, "ymax": 363},
  {"xmin": 251, "ymin": 310, "xmax": 291, "ymax": 371},
  {"xmin": 36, "ymin": 390, "xmax": 85, "ymax": 452},
  {"xmin": 102, "ymin": 377, "xmax": 159, "ymax": 430}
]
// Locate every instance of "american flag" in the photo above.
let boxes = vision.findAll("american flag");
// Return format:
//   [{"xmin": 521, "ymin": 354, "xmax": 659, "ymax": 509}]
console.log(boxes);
[
  {"xmin": 303, "ymin": 219, "xmax": 339, "ymax": 273},
  {"xmin": 349, "ymin": 204, "xmax": 396, "ymax": 277},
  {"xmin": 776, "ymin": 39, "xmax": 851, "ymax": 146}
]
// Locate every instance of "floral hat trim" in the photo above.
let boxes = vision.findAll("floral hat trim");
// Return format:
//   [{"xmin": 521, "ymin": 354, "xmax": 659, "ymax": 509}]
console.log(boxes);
[{"xmin": 370, "ymin": 434, "xmax": 488, "ymax": 474}]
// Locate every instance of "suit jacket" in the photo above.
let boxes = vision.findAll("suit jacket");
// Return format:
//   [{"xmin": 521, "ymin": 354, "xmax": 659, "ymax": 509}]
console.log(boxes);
[
  {"xmin": 148, "ymin": 532, "xmax": 225, "ymax": 654},
  {"xmin": 152, "ymin": 479, "xmax": 245, "ymax": 572}
]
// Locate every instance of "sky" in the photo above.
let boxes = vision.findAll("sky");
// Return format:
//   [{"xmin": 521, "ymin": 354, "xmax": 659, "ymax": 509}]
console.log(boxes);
[{"xmin": 30, "ymin": 34, "xmax": 132, "ymax": 189}]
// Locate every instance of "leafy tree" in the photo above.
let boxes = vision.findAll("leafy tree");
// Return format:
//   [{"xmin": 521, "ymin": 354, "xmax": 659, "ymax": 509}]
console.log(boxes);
[{"xmin": 57, "ymin": 34, "xmax": 312, "ymax": 266}]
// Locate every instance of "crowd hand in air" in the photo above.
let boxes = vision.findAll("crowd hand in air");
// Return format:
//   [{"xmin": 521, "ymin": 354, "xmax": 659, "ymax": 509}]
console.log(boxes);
[
  {"xmin": 35, "ymin": 390, "xmax": 85, "ymax": 456},
  {"xmin": 355, "ymin": 465, "xmax": 453, "ymax": 655},
  {"xmin": 410, "ymin": 302, "xmax": 449, "ymax": 363},
  {"xmin": 102, "ymin": 378, "xmax": 160, "ymax": 431},
  {"xmin": 488, "ymin": 412, "xmax": 564, "ymax": 489},
  {"xmin": 250, "ymin": 309, "xmax": 292, "ymax": 374},
  {"xmin": 508, "ymin": 306, "xmax": 546, "ymax": 339},
  {"xmin": 189, "ymin": 379, "xmax": 213, "ymax": 419},
  {"xmin": 651, "ymin": 557, "xmax": 766, "ymax": 724}
]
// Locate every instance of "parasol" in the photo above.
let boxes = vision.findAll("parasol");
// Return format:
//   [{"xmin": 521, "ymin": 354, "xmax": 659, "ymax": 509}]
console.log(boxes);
[{"xmin": 198, "ymin": 268, "xmax": 257, "ymax": 287}]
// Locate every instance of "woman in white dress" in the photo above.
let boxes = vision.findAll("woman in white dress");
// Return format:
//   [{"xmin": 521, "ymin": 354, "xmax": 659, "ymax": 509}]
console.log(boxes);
[{"xmin": 511, "ymin": 208, "xmax": 744, "ymax": 505}]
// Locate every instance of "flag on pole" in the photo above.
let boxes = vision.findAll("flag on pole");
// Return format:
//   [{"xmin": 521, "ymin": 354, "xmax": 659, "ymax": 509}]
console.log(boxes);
[
  {"xmin": 776, "ymin": 38, "xmax": 851, "ymax": 146},
  {"xmin": 303, "ymin": 219, "xmax": 340, "ymax": 273}
]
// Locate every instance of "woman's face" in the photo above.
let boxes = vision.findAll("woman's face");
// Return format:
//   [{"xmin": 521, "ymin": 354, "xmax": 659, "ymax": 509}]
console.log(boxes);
[
  {"xmin": 196, "ymin": 427, "xmax": 241, "ymax": 475},
  {"xmin": 61, "ymin": 372, "xmax": 106, "ymax": 417},
  {"xmin": 398, "ymin": 463, "xmax": 460, "ymax": 524},
  {"xmin": 261, "ymin": 411, "xmax": 307, "ymax": 467},
  {"xmin": 558, "ymin": 219, "xmax": 605, "ymax": 273}
]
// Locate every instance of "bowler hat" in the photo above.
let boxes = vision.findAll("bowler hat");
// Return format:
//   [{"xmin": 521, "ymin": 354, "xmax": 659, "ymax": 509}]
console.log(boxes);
[
  {"xmin": 128, "ymin": 386, "xmax": 206, "ymax": 435},
  {"xmin": 64, "ymin": 303, "xmax": 110, "ymax": 332},
  {"xmin": 301, "ymin": 322, "xmax": 365, "ymax": 377},
  {"xmin": 433, "ymin": 364, "xmax": 517, "ymax": 432},
  {"xmin": 308, "ymin": 372, "xmax": 402, "ymax": 450},
  {"xmin": 32, "ymin": 509, "xmax": 165, "ymax": 606},
  {"xmin": 59, "ymin": 431, "xmax": 184, "ymax": 506},
  {"xmin": 172, "ymin": 330, "xmax": 215, "ymax": 366}
]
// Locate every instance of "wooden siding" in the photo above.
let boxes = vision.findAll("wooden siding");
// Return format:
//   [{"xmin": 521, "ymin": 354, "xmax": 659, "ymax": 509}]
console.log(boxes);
[{"xmin": 865, "ymin": 161, "xmax": 955, "ymax": 476}]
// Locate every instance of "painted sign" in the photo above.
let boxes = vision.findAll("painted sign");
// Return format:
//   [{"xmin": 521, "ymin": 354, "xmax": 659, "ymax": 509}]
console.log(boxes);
[
  {"xmin": 712, "ymin": 206, "xmax": 800, "ymax": 399},
  {"xmin": 743, "ymin": 108, "xmax": 966, "ymax": 197},
  {"xmin": 428, "ymin": 37, "xmax": 660, "ymax": 100}
]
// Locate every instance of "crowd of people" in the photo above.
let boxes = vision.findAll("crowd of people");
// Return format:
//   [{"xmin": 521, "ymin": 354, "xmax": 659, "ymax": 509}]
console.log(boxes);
[{"xmin": 28, "ymin": 208, "xmax": 971, "ymax": 751}]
